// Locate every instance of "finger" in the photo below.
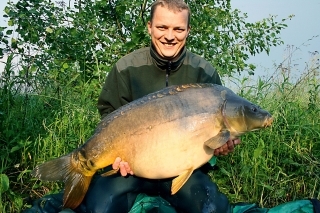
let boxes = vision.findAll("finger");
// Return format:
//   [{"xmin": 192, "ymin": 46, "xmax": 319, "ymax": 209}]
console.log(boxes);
[
  {"xmin": 214, "ymin": 147, "xmax": 224, "ymax": 156},
  {"xmin": 221, "ymin": 149, "xmax": 229, "ymax": 155},
  {"xmin": 214, "ymin": 149, "xmax": 220, "ymax": 156},
  {"xmin": 112, "ymin": 157, "xmax": 122, "ymax": 170},
  {"xmin": 233, "ymin": 138, "xmax": 241, "ymax": 145},
  {"xmin": 119, "ymin": 162, "xmax": 127, "ymax": 176},
  {"xmin": 227, "ymin": 140, "xmax": 235, "ymax": 151},
  {"xmin": 222, "ymin": 143, "xmax": 229, "ymax": 152},
  {"xmin": 123, "ymin": 162, "xmax": 131, "ymax": 172},
  {"xmin": 123, "ymin": 162, "xmax": 134, "ymax": 175},
  {"xmin": 220, "ymin": 142, "xmax": 231, "ymax": 155}
]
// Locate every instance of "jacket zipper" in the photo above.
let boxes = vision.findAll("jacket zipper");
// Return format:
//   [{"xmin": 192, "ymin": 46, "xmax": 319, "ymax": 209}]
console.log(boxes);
[{"xmin": 166, "ymin": 61, "xmax": 172, "ymax": 87}]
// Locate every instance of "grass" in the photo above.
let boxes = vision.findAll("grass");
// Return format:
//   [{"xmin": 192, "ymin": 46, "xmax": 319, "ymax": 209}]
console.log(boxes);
[
  {"xmin": 214, "ymin": 51, "xmax": 320, "ymax": 207},
  {"xmin": 0, "ymin": 51, "xmax": 319, "ymax": 212}
]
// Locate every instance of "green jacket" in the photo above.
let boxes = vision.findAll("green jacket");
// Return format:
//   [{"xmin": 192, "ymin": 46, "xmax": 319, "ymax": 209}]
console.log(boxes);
[{"xmin": 97, "ymin": 45, "xmax": 222, "ymax": 118}]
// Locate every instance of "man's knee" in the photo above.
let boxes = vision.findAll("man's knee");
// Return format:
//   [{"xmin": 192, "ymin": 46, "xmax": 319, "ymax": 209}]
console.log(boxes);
[
  {"xmin": 168, "ymin": 169, "xmax": 232, "ymax": 213},
  {"xmin": 80, "ymin": 174, "xmax": 142, "ymax": 213}
]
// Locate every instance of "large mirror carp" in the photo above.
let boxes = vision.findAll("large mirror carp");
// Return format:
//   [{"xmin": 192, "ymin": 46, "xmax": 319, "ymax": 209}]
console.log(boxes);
[{"xmin": 31, "ymin": 83, "xmax": 273, "ymax": 209}]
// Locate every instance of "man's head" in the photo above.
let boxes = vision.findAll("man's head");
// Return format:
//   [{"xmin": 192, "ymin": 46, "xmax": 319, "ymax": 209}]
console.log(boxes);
[{"xmin": 148, "ymin": 0, "xmax": 191, "ymax": 60}]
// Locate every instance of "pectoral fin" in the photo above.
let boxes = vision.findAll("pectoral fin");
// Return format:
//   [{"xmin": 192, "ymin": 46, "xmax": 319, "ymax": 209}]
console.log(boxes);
[
  {"xmin": 204, "ymin": 130, "xmax": 230, "ymax": 149},
  {"xmin": 63, "ymin": 173, "xmax": 92, "ymax": 209},
  {"xmin": 101, "ymin": 168, "xmax": 119, "ymax": 177},
  {"xmin": 171, "ymin": 168, "xmax": 194, "ymax": 194}
]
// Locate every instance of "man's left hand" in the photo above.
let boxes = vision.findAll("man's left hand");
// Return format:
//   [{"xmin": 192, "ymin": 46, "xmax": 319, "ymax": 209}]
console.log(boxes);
[{"xmin": 112, "ymin": 157, "xmax": 134, "ymax": 176}]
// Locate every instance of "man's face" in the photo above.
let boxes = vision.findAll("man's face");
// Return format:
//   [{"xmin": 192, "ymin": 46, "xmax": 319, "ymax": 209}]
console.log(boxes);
[{"xmin": 148, "ymin": 6, "xmax": 190, "ymax": 60}]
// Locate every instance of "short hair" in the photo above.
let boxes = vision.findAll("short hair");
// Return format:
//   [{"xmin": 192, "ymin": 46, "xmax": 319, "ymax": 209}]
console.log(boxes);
[{"xmin": 150, "ymin": 0, "xmax": 191, "ymax": 26}]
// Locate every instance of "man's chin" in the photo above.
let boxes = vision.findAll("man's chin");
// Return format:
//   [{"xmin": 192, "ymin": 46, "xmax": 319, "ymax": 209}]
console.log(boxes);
[{"xmin": 160, "ymin": 51, "xmax": 178, "ymax": 59}]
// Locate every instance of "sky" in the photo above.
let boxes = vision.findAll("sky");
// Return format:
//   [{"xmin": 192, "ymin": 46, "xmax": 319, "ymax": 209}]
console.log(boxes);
[
  {"xmin": 0, "ymin": 0, "xmax": 320, "ymax": 82},
  {"xmin": 230, "ymin": 0, "xmax": 320, "ymax": 82}
]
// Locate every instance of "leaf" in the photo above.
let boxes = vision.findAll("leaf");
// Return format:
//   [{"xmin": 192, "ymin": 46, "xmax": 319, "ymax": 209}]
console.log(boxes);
[
  {"xmin": 220, "ymin": 167, "xmax": 231, "ymax": 177},
  {"xmin": 0, "ymin": 174, "xmax": 10, "ymax": 194},
  {"xmin": 10, "ymin": 145, "xmax": 21, "ymax": 153},
  {"xmin": 11, "ymin": 38, "xmax": 17, "ymax": 48},
  {"xmin": 6, "ymin": 30, "xmax": 13, "ymax": 35},
  {"xmin": 46, "ymin": 27, "xmax": 53, "ymax": 33},
  {"xmin": 4, "ymin": 6, "xmax": 10, "ymax": 14},
  {"xmin": 253, "ymin": 147, "xmax": 263, "ymax": 159},
  {"xmin": 260, "ymin": 183, "xmax": 274, "ymax": 191},
  {"xmin": 63, "ymin": 63, "xmax": 69, "ymax": 69},
  {"xmin": 8, "ymin": 19, "xmax": 14, "ymax": 26}
]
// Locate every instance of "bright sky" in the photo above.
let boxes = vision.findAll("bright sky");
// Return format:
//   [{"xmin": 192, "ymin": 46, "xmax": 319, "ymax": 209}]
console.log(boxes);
[
  {"xmin": 231, "ymin": 0, "xmax": 320, "ymax": 80},
  {"xmin": 1, "ymin": 0, "xmax": 320, "ymax": 78}
]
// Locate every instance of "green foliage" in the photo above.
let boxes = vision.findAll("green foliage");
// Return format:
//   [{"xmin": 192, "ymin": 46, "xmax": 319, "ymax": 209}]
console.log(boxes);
[
  {"xmin": 0, "ymin": 43, "xmax": 101, "ymax": 212},
  {"xmin": 0, "ymin": 79, "xmax": 100, "ymax": 212},
  {"xmin": 0, "ymin": 0, "xmax": 290, "ymax": 84},
  {"xmin": 0, "ymin": 174, "xmax": 9, "ymax": 194},
  {"xmin": 186, "ymin": 1, "xmax": 290, "ymax": 75}
]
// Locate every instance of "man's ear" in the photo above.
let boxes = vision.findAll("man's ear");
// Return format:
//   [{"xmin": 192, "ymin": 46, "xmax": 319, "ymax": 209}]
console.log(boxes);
[
  {"xmin": 147, "ymin": 21, "xmax": 152, "ymax": 35},
  {"xmin": 187, "ymin": 26, "xmax": 191, "ymax": 37}
]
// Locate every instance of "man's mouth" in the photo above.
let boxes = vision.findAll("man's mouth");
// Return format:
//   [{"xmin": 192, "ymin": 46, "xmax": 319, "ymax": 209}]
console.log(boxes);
[{"xmin": 162, "ymin": 42, "xmax": 176, "ymax": 47}]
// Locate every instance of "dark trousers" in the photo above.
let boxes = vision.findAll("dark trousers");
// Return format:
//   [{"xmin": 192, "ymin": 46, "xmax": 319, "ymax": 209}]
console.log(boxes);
[
  {"xmin": 77, "ymin": 168, "xmax": 231, "ymax": 213},
  {"xmin": 24, "ymin": 169, "xmax": 231, "ymax": 213}
]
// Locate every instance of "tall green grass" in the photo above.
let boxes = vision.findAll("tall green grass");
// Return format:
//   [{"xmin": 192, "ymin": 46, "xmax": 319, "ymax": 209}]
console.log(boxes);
[
  {"xmin": 0, "ymin": 52, "xmax": 319, "ymax": 212},
  {"xmin": 0, "ymin": 55, "xmax": 101, "ymax": 211},
  {"xmin": 214, "ymin": 52, "xmax": 320, "ymax": 207}
]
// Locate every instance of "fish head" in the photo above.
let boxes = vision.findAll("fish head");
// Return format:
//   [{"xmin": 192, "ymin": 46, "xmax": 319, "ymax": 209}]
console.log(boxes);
[{"xmin": 220, "ymin": 90, "xmax": 273, "ymax": 138}]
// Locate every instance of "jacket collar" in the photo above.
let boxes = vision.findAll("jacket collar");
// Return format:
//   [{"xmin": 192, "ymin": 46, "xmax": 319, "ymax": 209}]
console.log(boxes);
[{"xmin": 150, "ymin": 44, "xmax": 186, "ymax": 71}]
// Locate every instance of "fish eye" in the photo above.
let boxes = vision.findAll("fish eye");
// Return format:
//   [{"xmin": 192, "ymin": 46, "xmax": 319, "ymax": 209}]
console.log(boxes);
[{"xmin": 251, "ymin": 105, "xmax": 257, "ymax": 112}]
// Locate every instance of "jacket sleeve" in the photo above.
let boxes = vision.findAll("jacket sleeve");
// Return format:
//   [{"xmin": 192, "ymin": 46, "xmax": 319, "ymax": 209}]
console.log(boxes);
[
  {"xmin": 202, "ymin": 62, "xmax": 222, "ymax": 86},
  {"xmin": 210, "ymin": 66, "xmax": 222, "ymax": 86},
  {"xmin": 97, "ymin": 65, "xmax": 131, "ymax": 119}
]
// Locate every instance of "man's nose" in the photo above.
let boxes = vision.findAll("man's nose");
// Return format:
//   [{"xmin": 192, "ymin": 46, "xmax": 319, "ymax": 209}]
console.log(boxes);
[{"xmin": 165, "ymin": 29, "xmax": 174, "ymax": 41}]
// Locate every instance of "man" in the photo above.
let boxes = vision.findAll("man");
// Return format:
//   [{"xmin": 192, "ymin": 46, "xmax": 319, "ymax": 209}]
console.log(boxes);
[
  {"xmin": 89, "ymin": 0, "xmax": 239, "ymax": 212},
  {"xmin": 24, "ymin": 0, "xmax": 239, "ymax": 212}
]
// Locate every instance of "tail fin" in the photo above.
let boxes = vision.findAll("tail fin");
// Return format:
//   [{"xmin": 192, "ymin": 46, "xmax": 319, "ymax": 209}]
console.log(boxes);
[{"xmin": 31, "ymin": 154, "xmax": 93, "ymax": 209}]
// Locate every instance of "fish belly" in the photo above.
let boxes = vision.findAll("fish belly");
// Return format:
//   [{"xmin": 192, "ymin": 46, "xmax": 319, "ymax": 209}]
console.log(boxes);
[{"xmin": 124, "ymin": 114, "xmax": 220, "ymax": 179}]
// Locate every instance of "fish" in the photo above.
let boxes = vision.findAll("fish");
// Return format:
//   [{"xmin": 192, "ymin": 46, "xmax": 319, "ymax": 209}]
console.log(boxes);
[{"xmin": 31, "ymin": 83, "xmax": 273, "ymax": 209}]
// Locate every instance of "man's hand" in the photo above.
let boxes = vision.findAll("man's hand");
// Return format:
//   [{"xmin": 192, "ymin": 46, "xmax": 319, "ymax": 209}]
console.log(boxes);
[
  {"xmin": 214, "ymin": 138, "xmax": 241, "ymax": 156},
  {"xmin": 112, "ymin": 157, "xmax": 134, "ymax": 176}
]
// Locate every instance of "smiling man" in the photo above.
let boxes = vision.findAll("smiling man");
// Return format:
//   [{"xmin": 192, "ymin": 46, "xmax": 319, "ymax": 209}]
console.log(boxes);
[
  {"xmin": 94, "ymin": 1, "xmax": 239, "ymax": 213},
  {"xmin": 147, "ymin": 3, "xmax": 190, "ymax": 59}
]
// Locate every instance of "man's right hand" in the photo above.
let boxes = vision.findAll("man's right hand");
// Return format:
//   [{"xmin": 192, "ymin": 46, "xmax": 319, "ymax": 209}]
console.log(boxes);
[
  {"xmin": 112, "ymin": 157, "xmax": 134, "ymax": 176},
  {"xmin": 214, "ymin": 138, "xmax": 241, "ymax": 156}
]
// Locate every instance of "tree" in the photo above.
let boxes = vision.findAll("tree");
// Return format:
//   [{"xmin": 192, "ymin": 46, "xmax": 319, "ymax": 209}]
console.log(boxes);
[{"xmin": 0, "ymin": 0, "xmax": 290, "ymax": 91}]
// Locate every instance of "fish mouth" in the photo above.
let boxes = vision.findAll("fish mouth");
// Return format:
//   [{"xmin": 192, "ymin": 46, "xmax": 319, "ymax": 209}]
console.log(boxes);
[
  {"xmin": 226, "ymin": 116, "xmax": 273, "ymax": 139},
  {"xmin": 245, "ymin": 116, "xmax": 273, "ymax": 133},
  {"xmin": 264, "ymin": 116, "xmax": 273, "ymax": 127}
]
